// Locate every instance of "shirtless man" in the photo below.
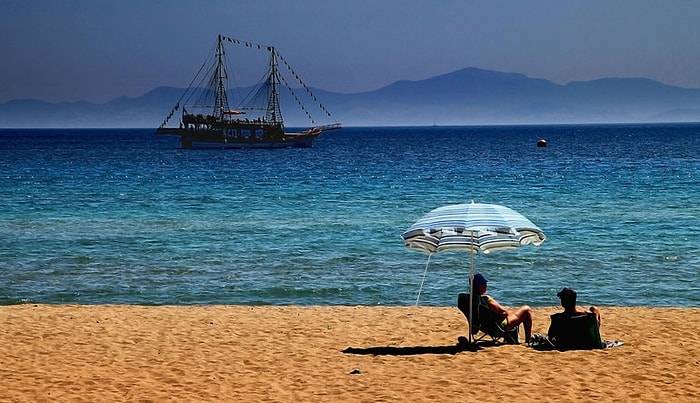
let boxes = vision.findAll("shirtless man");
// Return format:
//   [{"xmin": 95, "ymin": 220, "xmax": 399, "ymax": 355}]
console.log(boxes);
[{"xmin": 472, "ymin": 273, "xmax": 533, "ymax": 344}]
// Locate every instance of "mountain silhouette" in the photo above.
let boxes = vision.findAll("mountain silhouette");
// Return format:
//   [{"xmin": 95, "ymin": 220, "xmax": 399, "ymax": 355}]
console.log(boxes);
[{"xmin": 2, "ymin": 67, "xmax": 699, "ymax": 128}]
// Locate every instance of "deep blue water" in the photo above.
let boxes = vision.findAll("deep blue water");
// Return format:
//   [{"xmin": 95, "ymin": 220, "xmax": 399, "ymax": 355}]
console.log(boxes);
[{"xmin": 1, "ymin": 124, "xmax": 698, "ymax": 307}]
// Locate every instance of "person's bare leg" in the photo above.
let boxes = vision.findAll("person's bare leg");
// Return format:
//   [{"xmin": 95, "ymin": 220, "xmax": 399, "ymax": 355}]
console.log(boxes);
[{"xmin": 507, "ymin": 305, "xmax": 533, "ymax": 343}]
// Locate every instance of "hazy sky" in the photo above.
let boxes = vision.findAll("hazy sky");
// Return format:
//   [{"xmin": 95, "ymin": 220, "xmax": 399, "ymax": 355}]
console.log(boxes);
[{"xmin": 2, "ymin": 0, "xmax": 700, "ymax": 103}]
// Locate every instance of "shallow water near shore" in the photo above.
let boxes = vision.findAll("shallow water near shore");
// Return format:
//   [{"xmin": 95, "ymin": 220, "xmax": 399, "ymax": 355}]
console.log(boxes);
[{"xmin": 1, "ymin": 124, "xmax": 698, "ymax": 306}]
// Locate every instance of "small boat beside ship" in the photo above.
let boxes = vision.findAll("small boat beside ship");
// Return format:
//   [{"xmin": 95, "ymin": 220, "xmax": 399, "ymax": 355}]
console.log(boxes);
[{"xmin": 156, "ymin": 34, "xmax": 341, "ymax": 149}]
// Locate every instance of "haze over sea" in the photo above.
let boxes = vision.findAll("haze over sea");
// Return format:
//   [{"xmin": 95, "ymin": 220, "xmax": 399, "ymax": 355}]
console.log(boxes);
[{"xmin": 1, "ymin": 124, "xmax": 698, "ymax": 308}]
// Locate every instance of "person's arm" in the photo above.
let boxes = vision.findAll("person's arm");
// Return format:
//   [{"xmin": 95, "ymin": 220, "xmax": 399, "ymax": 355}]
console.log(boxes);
[
  {"xmin": 589, "ymin": 306, "xmax": 601, "ymax": 326},
  {"xmin": 484, "ymin": 295, "xmax": 509, "ymax": 318}
]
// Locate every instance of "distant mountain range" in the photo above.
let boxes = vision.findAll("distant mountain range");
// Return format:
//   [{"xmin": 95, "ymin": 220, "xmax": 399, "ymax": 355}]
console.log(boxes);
[{"xmin": 2, "ymin": 67, "xmax": 700, "ymax": 128}]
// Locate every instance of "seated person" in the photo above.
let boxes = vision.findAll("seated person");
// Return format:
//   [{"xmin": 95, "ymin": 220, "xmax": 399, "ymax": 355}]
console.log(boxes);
[
  {"xmin": 547, "ymin": 287, "xmax": 603, "ymax": 350},
  {"xmin": 472, "ymin": 273, "xmax": 533, "ymax": 344},
  {"xmin": 550, "ymin": 287, "xmax": 601, "ymax": 326}
]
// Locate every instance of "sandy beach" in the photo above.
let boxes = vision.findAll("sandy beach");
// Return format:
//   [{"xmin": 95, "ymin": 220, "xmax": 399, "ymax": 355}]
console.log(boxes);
[{"xmin": 1, "ymin": 305, "xmax": 698, "ymax": 402}]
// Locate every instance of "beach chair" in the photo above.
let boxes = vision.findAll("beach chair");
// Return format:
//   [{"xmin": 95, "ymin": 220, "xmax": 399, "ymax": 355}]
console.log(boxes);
[
  {"xmin": 457, "ymin": 293, "xmax": 520, "ymax": 344},
  {"xmin": 548, "ymin": 312, "xmax": 604, "ymax": 350}
]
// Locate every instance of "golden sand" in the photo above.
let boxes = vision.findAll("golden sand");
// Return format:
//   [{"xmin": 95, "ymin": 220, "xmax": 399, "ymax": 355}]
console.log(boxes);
[{"xmin": 1, "ymin": 305, "xmax": 698, "ymax": 402}]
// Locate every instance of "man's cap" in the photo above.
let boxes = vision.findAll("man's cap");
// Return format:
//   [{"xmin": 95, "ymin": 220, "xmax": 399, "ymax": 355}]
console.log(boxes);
[
  {"xmin": 557, "ymin": 287, "xmax": 577, "ymax": 299},
  {"xmin": 472, "ymin": 273, "xmax": 488, "ymax": 286}
]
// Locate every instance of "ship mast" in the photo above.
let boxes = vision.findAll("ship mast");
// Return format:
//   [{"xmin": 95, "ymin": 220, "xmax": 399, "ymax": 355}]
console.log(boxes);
[
  {"xmin": 213, "ymin": 34, "xmax": 230, "ymax": 119},
  {"xmin": 265, "ymin": 47, "xmax": 283, "ymax": 124}
]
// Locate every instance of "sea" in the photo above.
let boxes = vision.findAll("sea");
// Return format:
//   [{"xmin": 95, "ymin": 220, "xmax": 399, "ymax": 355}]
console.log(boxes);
[{"xmin": 1, "ymin": 124, "xmax": 698, "ymax": 308}]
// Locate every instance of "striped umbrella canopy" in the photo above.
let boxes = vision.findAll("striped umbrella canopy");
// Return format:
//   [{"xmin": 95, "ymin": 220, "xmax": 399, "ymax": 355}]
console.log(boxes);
[{"xmin": 402, "ymin": 202, "xmax": 546, "ymax": 343}]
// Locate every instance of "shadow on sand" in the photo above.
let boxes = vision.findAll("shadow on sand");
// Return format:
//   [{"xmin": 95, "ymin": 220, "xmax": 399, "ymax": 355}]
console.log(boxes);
[{"xmin": 342, "ymin": 338, "xmax": 504, "ymax": 356}]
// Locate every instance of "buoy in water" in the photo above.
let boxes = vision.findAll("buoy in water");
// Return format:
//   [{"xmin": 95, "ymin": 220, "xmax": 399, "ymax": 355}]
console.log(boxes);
[{"xmin": 537, "ymin": 139, "xmax": 547, "ymax": 147}]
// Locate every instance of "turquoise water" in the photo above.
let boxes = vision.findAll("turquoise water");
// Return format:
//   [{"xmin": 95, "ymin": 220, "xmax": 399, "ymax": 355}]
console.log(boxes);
[{"xmin": 1, "ymin": 124, "xmax": 698, "ymax": 307}]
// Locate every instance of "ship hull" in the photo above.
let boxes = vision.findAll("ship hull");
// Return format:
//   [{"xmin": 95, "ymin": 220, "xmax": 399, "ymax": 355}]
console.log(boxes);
[{"xmin": 156, "ymin": 127, "xmax": 319, "ymax": 149}]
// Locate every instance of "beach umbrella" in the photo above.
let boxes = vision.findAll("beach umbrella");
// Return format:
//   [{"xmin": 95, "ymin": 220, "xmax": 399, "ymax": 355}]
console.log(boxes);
[{"xmin": 401, "ymin": 202, "xmax": 546, "ymax": 343}]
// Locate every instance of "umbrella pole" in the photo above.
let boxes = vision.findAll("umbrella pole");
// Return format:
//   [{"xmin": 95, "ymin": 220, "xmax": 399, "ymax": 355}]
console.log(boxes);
[
  {"xmin": 415, "ymin": 254, "xmax": 432, "ymax": 306},
  {"xmin": 468, "ymin": 231, "xmax": 476, "ymax": 344}
]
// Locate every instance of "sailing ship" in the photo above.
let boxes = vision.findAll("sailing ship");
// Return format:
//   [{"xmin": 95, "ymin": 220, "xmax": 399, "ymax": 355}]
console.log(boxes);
[{"xmin": 156, "ymin": 34, "xmax": 341, "ymax": 149}]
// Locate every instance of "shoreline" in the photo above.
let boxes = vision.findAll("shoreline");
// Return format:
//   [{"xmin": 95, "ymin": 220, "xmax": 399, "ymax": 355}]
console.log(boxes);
[{"xmin": 2, "ymin": 305, "xmax": 699, "ymax": 401}]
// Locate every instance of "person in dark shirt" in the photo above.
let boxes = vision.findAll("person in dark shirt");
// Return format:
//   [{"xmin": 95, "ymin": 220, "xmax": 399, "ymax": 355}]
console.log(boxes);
[{"xmin": 548, "ymin": 287, "xmax": 601, "ymax": 340}]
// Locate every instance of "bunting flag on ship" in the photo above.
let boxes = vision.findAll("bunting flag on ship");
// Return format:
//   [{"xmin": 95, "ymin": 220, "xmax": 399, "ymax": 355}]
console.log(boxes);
[{"xmin": 220, "ymin": 34, "xmax": 335, "ymax": 121}]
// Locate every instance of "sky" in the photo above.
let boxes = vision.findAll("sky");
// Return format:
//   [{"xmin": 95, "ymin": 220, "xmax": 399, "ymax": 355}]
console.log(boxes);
[{"xmin": 2, "ymin": 0, "xmax": 700, "ymax": 104}]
